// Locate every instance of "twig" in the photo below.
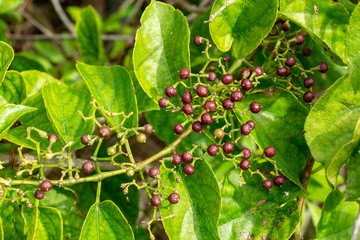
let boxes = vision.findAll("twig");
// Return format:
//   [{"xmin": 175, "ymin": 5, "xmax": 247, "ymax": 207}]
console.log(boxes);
[
  {"xmin": 204, "ymin": 0, "xmax": 234, "ymax": 23},
  {"xmin": 8, "ymin": 34, "xmax": 132, "ymax": 41},
  {"xmin": 50, "ymin": 0, "xmax": 76, "ymax": 35},
  {"xmin": 22, "ymin": 11, "xmax": 54, "ymax": 36},
  {"xmin": 352, "ymin": 206, "xmax": 360, "ymax": 240}
]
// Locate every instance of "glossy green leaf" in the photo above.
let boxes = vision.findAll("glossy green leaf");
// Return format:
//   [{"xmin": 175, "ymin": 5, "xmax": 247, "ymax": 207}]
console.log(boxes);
[
  {"xmin": 338, "ymin": 0, "xmax": 356, "ymax": 14},
  {"xmin": 11, "ymin": 53, "xmax": 47, "ymax": 72},
  {"xmin": 0, "ymin": 104, "xmax": 35, "ymax": 140},
  {"xmin": 76, "ymin": 6, "xmax": 106, "ymax": 65},
  {"xmin": 133, "ymin": 1, "xmax": 190, "ymax": 101},
  {"xmin": 26, "ymin": 206, "xmax": 63, "ymax": 240},
  {"xmin": 0, "ymin": 71, "xmax": 25, "ymax": 104},
  {"xmin": 345, "ymin": 3, "xmax": 360, "ymax": 92},
  {"xmin": 209, "ymin": 0, "xmax": 277, "ymax": 59},
  {"xmin": 42, "ymin": 81, "xmax": 95, "ymax": 150},
  {"xmin": 280, "ymin": 0, "xmax": 349, "ymax": 65},
  {"xmin": 346, "ymin": 145, "xmax": 360, "ymax": 201},
  {"xmin": 304, "ymin": 75, "xmax": 360, "ymax": 186},
  {"xmin": 21, "ymin": 70, "xmax": 57, "ymax": 97},
  {"xmin": 235, "ymin": 89, "xmax": 309, "ymax": 187},
  {"xmin": 79, "ymin": 200, "xmax": 134, "ymax": 240},
  {"xmin": 76, "ymin": 62, "xmax": 138, "ymax": 129},
  {"xmin": 160, "ymin": 160, "xmax": 221, "ymax": 240},
  {"xmin": 0, "ymin": 0, "xmax": 24, "ymax": 14},
  {"xmin": 219, "ymin": 170, "xmax": 301, "ymax": 240},
  {"xmin": 0, "ymin": 201, "xmax": 26, "ymax": 239},
  {"xmin": 0, "ymin": 41, "xmax": 14, "ymax": 85},
  {"xmin": 316, "ymin": 190, "xmax": 359, "ymax": 239},
  {"xmin": 131, "ymin": 71, "xmax": 158, "ymax": 113}
]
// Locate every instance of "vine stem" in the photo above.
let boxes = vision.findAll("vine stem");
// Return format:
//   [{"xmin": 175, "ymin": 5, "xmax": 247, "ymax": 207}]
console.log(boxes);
[
  {"xmin": 95, "ymin": 181, "xmax": 102, "ymax": 203},
  {"xmin": 351, "ymin": 205, "xmax": 360, "ymax": 240}
]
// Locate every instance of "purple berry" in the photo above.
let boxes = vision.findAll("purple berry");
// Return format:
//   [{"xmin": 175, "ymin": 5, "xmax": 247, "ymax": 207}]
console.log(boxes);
[
  {"xmin": 192, "ymin": 121, "xmax": 203, "ymax": 132},
  {"xmin": 223, "ymin": 142, "xmax": 234, "ymax": 154},
  {"xmin": 222, "ymin": 99, "xmax": 234, "ymax": 110}
]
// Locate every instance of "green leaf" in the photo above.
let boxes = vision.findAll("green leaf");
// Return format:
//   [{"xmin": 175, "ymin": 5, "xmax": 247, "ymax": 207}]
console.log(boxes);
[
  {"xmin": 316, "ymin": 190, "xmax": 359, "ymax": 239},
  {"xmin": 160, "ymin": 160, "xmax": 221, "ymax": 240},
  {"xmin": 131, "ymin": 71, "xmax": 159, "ymax": 113},
  {"xmin": 218, "ymin": 170, "xmax": 301, "ymax": 240},
  {"xmin": 338, "ymin": 0, "xmax": 356, "ymax": 14},
  {"xmin": 33, "ymin": 41, "xmax": 66, "ymax": 64},
  {"xmin": 42, "ymin": 81, "xmax": 95, "ymax": 150},
  {"xmin": 209, "ymin": 0, "xmax": 278, "ymax": 59},
  {"xmin": 346, "ymin": 145, "xmax": 360, "ymax": 201},
  {"xmin": 0, "ymin": 216, "xmax": 3, "ymax": 240},
  {"xmin": 79, "ymin": 200, "xmax": 134, "ymax": 240},
  {"xmin": 11, "ymin": 53, "xmax": 47, "ymax": 72},
  {"xmin": 0, "ymin": 104, "xmax": 35, "ymax": 140},
  {"xmin": 345, "ymin": 3, "xmax": 360, "ymax": 92},
  {"xmin": 21, "ymin": 70, "xmax": 57, "ymax": 98},
  {"xmin": 304, "ymin": 75, "xmax": 360, "ymax": 186},
  {"xmin": 0, "ymin": 41, "xmax": 14, "ymax": 86},
  {"xmin": 235, "ymin": 89, "xmax": 309, "ymax": 187},
  {"xmin": 280, "ymin": 0, "xmax": 350, "ymax": 65},
  {"xmin": 0, "ymin": 70, "xmax": 26, "ymax": 104},
  {"xmin": 133, "ymin": 1, "xmax": 190, "ymax": 101},
  {"xmin": 26, "ymin": 206, "xmax": 63, "ymax": 240},
  {"xmin": 0, "ymin": 201, "xmax": 26, "ymax": 239},
  {"xmin": 0, "ymin": 0, "xmax": 24, "ymax": 14},
  {"xmin": 76, "ymin": 62, "xmax": 138, "ymax": 129},
  {"xmin": 75, "ymin": 6, "xmax": 106, "ymax": 65}
]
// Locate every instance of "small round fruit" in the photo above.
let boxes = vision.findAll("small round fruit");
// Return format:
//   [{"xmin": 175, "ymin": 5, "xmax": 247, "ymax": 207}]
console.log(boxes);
[
  {"xmin": 285, "ymin": 56, "xmax": 296, "ymax": 67},
  {"xmin": 82, "ymin": 161, "xmax": 95, "ymax": 174},
  {"xmin": 302, "ymin": 47, "xmax": 312, "ymax": 57},
  {"xmin": 231, "ymin": 91, "xmax": 243, "ymax": 102},
  {"xmin": 264, "ymin": 146, "xmax": 276, "ymax": 158},
  {"xmin": 165, "ymin": 86, "xmax": 177, "ymax": 97},
  {"xmin": 182, "ymin": 151, "xmax": 193, "ymax": 163},
  {"xmin": 282, "ymin": 22, "xmax": 291, "ymax": 31},
  {"xmin": 303, "ymin": 77, "xmax": 315, "ymax": 88},
  {"xmin": 126, "ymin": 169, "xmax": 135, "ymax": 177},
  {"xmin": 107, "ymin": 146, "xmax": 116, "ymax": 156},
  {"xmin": 174, "ymin": 124, "xmax": 184, "ymax": 135},
  {"xmin": 274, "ymin": 176, "xmax": 286, "ymax": 187},
  {"xmin": 136, "ymin": 133, "xmax": 147, "ymax": 143},
  {"xmin": 221, "ymin": 73, "xmax": 233, "ymax": 85},
  {"xmin": 194, "ymin": 35, "xmax": 203, "ymax": 46},
  {"xmin": 99, "ymin": 126, "xmax": 111, "ymax": 138},
  {"xmin": 279, "ymin": 18, "xmax": 286, "ymax": 23},
  {"xmin": 250, "ymin": 102, "xmax": 261, "ymax": 114},
  {"xmin": 44, "ymin": 152, "xmax": 53, "ymax": 160},
  {"xmin": 158, "ymin": 97, "xmax": 169, "ymax": 108},
  {"xmin": 168, "ymin": 193, "xmax": 180, "ymax": 204},
  {"xmin": 149, "ymin": 167, "xmax": 160, "ymax": 178},
  {"xmin": 208, "ymin": 72, "xmax": 217, "ymax": 81},
  {"xmin": 81, "ymin": 134, "xmax": 91, "ymax": 145},
  {"xmin": 48, "ymin": 134, "xmax": 58, "ymax": 143},
  {"xmin": 201, "ymin": 113, "xmax": 213, "ymax": 125},
  {"xmin": 34, "ymin": 190, "xmax": 45, "ymax": 200},
  {"xmin": 241, "ymin": 123, "xmax": 251, "ymax": 135},
  {"xmin": 240, "ymin": 68, "xmax": 252, "ymax": 78},
  {"xmin": 262, "ymin": 179, "xmax": 273, "ymax": 190},
  {"xmin": 240, "ymin": 159, "xmax": 250, "ymax": 170},
  {"xmin": 253, "ymin": 66, "xmax": 264, "ymax": 76},
  {"xmin": 192, "ymin": 121, "xmax": 203, "ymax": 132},
  {"xmin": 246, "ymin": 120, "xmax": 255, "ymax": 130},
  {"xmin": 213, "ymin": 128, "xmax": 225, "ymax": 139},
  {"xmin": 150, "ymin": 195, "xmax": 162, "ymax": 207},
  {"xmin": 318, "ymin": 62, "xmax": 329, "ymax": 73},
  {"xmin": 181, "ymin": 91, "xmax": 193, "ymax": 104},
  {"xmin": 204, "ymin": 100, "xmax": 217, "ymax": 112},
  {"xmin": 223, "ymin": 142, "xmax": 234, "ymax": 154},
  {"xmin": 40, "ymin": 180, "xmax": 52, "ymax": 192},
  {"xmin": 38, "ymin": 131, "xmax": 47, "ymax": 139},
  {"xmin": 196, "ymin": 85, "xmax": 208, "ymax": 97},
  {"xmin": 144, "ymin": 124, "xmax": 154, "ymax": 134},
  {"xmin": 172, "ymin": 154, "xmax": 182, "ymax": 165},
  {"xmin": 294, "ymin": 33, "xmax": 305, "ymax": 45},
  {"xmin": 183, "ymin": 164, "xmax": 195, "ymax": 175},
  {"xmin": 179, "ymin": 68, "xmax": 190, "ymax": 79},
  {"xmin": 241, "ymin": 148, "xmax": 252, "ymax": 159},
  {"xmin": 276, "ymin": 66, "xmax": 288, "ymax": 77},
  {"xmin": 207, "ymin": 144, "xmax": 219, "ymax": 156},
  {"xmin": 303, "ymin": 91, "xmax": 315, "ymax": 103},
  {"xmin": 26, "ymin": 202, "xmax": 33, "ymax": 208},
  {"xmin": 223, "ymin": 55, "xmax": 231, "ymax": 63},
  {"xmin": 241, "ymin": 79, "xmax": 253, "ymax": 91},
  {"xmin": 222, "ymin": 99, "xmax": 234, "ymax": 110},
  {"xmin": 182, "ymin": 103, "xmax": 194, "ymax": 115}
]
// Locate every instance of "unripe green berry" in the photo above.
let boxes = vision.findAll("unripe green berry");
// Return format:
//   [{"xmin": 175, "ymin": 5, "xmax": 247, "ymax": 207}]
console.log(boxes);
[
  {"xmin": 107, "ymin": 146, "xmax": 117, "ymax": 156},
  {"xmin": 38, "ymin": 131, "xmax": 47, "ymax": 139},
  {"xmin": 126, "ymin": 169, "xmax": 135, "ymax": 177},
  {"xmin": 136, "ymin": 133, "xmax": 147, "ymax": 143},
  {"xmin": 44, "ymin": 152, "xmax": 53, "ymax": 160}
]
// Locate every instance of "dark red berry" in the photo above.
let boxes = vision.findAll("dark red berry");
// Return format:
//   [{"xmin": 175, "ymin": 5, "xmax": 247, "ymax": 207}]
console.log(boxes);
[
  {"xmin": 182, "ymin": 103, "xmax": 194, "ymax": 115},
  {"xmin": 99, "ymin": 126, "xmax": 111, "ymax": 138},
  {"xmin": 82, "ymin": 161, "xmax": 95, "ymax": 174},
  {"xmin": 303, "ymin": 77, "xmax": 315, "ymax": 88},
  {"xmin": 192, "ymin": 121, "xmax": 203, "ymax": 132},
  {"xmin": 285, "ymin": 56, "xmax": 296, "ymax": 67},
  {"xmin": 279, "ymin": 18, "xmax": 286, "ymax": 23},
  {"xmin": 207, "ymin": 144, "xmax": 219, "ymax": 156},
  {"xmin": 264, "ymin": 146, "xmax": 276, "ymax": 158},
  {"xmin": 303, "ymin": 91, "xmax": 315, "ymax": 103},
  {"xmin": 165, "ymin": 86, "xmax": 177, "ymax": 97},
  {"xmin": 231, "ymin": 91, "xmax": 243, "ymax": 102},
  {"xmin": 144, "ymin": 124, "xmax": 154, "ymax": 134},
  {"xmin": 34, "ymin": 190, "xmax": 45, "ymax": 200},
  {"xmin": 48, "ymin": 134, "xmax": 58, "ymax": 143},
  {"xmin": 179, "ymin": 68, "xmax": 190, "ymax": 79},
  {"xmin": 213, "ymin": 128, "xmax": 225, "ymax": 139},
  {"xmin": 294, "ymin": 33, "xmax": 304, "ymax": 45},
  {"xmin": 194, "ymin": 35, "xmax": 203, "ymax": 46},
  {"xmin": 183, "ymin": 164, "xmax": 195, "ymax": 175},
  {"xmin": 196, "ymin": 85, "xmax": 208, "ymax": 97},
  {"xmin": 181, "ymin": 91, "xmax": 193, "ymax": 104},
  {"xmin": 149, "ymin": 167, "xmax": 160, "ymax": 178},
  {"xmin": 40, "ymin": 180, "xmax": 52, "ymax": 192},
  {"xmin": 81, "ymin": 134, "xmax": 91, "ymax": 145},
  {"xmin": 173, "ymin": 124, "xmax": 184, "ymax": 135},
  {"xmin": 246, "ymin": 120, "xmax": 255, "ymax": 130},
  {"xmin": 204, "ymin": 100, "xmax": 217, "ymax": 112},
  {"xmin": 240, "ymin": 159, "xmax": 250, "ymax": 170},
  {"xmin": 222, "ymin": 99, "xmax": 234, "ymax": 110},
  {"xmin": 250, "ymin": 102, "xmax": 261, "ymax": 114},
  {"xmin": 168, "ymin": 193, "xmax": 180, "ymax": 204},
  {"xmin": 282, "ymin": 22, "xmax": 291, "ymax": 31},
  {"xmin": 262, "ymin": 179, "xmax": 273, "ymax": 190},
  {"xmin": 253, "ymin": 66, "xmax": 263, "ymax": 76},
  {"xmin": 241, "ymin": 79, "xmax": 253, "ymax": 91},
  {"xmin": 241, "ymin": 148, "xmax": 252, "ymax": 159},
  {"xmin": 223, "ymin": 142, "xmax": 234, "ymax": 154},
  {"xmin": 318, "ymin": 62, "xmax": 329, "ymax": 73},
  {"xmin": 150, "ymin": 195, "xmax": 162, "ymax": 207},
  {"xmin": 240, "ymin": 68, "xmax": 252, "ymax": 79},
  {"xmin": 172, "ymin": 154, "xmax": 182, "ymax": 165},
  {"xmin": 276, "ymin": 66, "xmax": 288, "ymax": 77},
  {"xmin": 208, "ymin": 72, "xmax": 217, "ymax": 81},
  {"xmin": 241, "ymin": 123, "xmax": 251, "ymax": 135},
  {"xmin": 221, "ymin": 73, "xmax": 233, "ymax": 85},
  {"xmin": 274, "ymin": 176, "xmax": 286, "ymax": 187},
  {"xmin": 182, "ymin": 151, "xmax": 193, "ymax": 163},
  {"xmin": 158, "ymin": 98, "xmax": 169, "ymax": 108},
  {"xmin": 302, "ymin": 47, "xmax": 312, "ymax": 57},
  {"xmin": 223, "ymin": 55, "xmax": 231, "ymax": 63},
  {"xmin": 201, "ymin": 113, "xmax": 213, "ymax": 125}
]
